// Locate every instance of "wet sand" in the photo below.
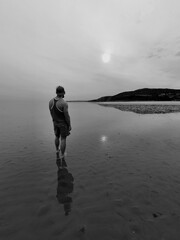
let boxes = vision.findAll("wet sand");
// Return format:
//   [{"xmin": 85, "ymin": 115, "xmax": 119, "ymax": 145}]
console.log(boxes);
[
  {"xmin": 1, "ymin": 101, "xmax": 180, "ymax": 240},
  {"xmin": 99, "ymin": 102, "xmax": 180, "ymax": 114}
]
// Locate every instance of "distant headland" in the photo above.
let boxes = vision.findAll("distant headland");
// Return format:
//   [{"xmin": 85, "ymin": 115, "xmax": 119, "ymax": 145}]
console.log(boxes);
[{"xmin": 89, "ymin": 88, "xmax": 180, "ymax": 102}]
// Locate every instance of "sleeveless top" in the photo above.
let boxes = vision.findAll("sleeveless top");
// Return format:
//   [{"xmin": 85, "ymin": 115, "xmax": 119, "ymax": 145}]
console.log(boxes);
[{"xmin": 50, "ymin": 98, "xmax": 66, "ymax": 123}]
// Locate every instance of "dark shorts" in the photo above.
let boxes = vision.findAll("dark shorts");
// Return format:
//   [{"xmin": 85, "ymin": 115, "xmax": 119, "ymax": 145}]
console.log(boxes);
[{"xmin": 53, "ymin": 122, "xmax": 69, "ymax": 138}]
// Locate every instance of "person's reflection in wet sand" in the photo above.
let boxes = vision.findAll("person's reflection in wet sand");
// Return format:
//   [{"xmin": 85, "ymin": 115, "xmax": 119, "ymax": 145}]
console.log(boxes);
[{"xmin": 56, "ymin": 154, "xmax": 74, "ymax": 216}]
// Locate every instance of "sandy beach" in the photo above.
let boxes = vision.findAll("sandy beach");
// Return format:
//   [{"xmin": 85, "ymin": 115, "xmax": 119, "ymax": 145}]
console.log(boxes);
[
  {"xmin": 1, "ymin": 101, "xmax": 180, "ymax": 240},
  {"xmin": 2, "ymin": 0, "xmax": 180, "ymax": 238}
]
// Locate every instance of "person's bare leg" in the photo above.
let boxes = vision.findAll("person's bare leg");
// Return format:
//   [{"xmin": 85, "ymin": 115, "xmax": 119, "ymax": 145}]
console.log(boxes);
[
  {"xmin": 55, "ymin": 136, "xmax": 60, "ymax": 152},
  {"xmin": 60, "ymin": 137, "xmax": 66, "ymax": 158}
]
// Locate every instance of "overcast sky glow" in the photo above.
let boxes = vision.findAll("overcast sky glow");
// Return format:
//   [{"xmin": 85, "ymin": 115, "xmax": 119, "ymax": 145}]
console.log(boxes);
[{"xmin": 1, "ymin": 0, "xmax": 180, "ymax": 100}]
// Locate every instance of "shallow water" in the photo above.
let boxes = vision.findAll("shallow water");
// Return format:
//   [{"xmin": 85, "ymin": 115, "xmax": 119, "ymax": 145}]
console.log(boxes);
[{"xmin": 1, "ymin": 101, "xmax": 180, "ymax": 240}]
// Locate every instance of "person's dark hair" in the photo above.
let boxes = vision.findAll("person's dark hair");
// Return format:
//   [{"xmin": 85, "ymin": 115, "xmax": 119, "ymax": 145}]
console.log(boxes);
[{"xmin": 56, "ymin": 86, "xmax": 65, "ymax": 96}]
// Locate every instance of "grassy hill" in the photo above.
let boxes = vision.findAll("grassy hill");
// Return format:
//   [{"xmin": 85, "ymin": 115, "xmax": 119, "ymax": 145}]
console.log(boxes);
[{"xmin": 90, "ymin": 88, "xmax": 180, "ymax": 102}]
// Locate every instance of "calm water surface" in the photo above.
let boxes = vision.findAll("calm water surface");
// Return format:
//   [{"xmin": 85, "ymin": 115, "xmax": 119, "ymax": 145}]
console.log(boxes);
[{"xmin": 1, "ymin": 101, "xmax": 180, "ymax": 239}]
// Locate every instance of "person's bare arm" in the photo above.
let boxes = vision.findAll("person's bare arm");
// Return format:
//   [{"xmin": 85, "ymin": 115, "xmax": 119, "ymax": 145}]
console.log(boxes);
[
  {"xmin": 49, "ymin": 99, "xmax": 53, "ymax": 118},
  {"xmin": 63, "ymin": 103, "xmax": 71, "ymax": 130}
]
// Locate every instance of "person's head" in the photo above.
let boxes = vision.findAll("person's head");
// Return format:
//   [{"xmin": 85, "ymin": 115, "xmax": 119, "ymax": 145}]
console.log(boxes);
[{"xmin": 56, "ymin": 86, "xmax": 65, "ymax": 98}]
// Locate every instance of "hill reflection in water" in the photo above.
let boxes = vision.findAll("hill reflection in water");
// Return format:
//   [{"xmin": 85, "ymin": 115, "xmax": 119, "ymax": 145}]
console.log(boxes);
[{"xmin": 99, "ymin": 103, "xmax": 180, "ymax": 114}]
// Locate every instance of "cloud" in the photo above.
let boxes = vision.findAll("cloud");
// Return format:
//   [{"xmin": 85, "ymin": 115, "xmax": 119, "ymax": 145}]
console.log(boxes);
[
  {"xmin": 1, "ymin": 0, "xmax": 180, "ymax": 100},
  {"xmin": 175, "ymin": 51, "xmax": 180, "ymax": 57}
]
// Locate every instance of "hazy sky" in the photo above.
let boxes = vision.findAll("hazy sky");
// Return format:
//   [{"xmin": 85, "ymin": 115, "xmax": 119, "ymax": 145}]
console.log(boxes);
[{"xmin": 1, "ymin": 0, "xmax": 180, "ymax": 100}]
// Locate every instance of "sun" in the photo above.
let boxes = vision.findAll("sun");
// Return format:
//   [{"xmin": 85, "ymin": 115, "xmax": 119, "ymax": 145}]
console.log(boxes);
[
  {"xmin": 102, "ymin": 53, "xmax": 111, "ymax": 63},
  {"xmin": 100, "ymin": 135, "xmax": 108, "ymax": 142}
]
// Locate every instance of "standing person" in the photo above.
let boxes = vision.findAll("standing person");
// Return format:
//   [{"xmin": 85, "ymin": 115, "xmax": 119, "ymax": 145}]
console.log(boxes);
[{"xmin": 49, "ymin": 86, "xmax": 71, "ymax": 160}]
